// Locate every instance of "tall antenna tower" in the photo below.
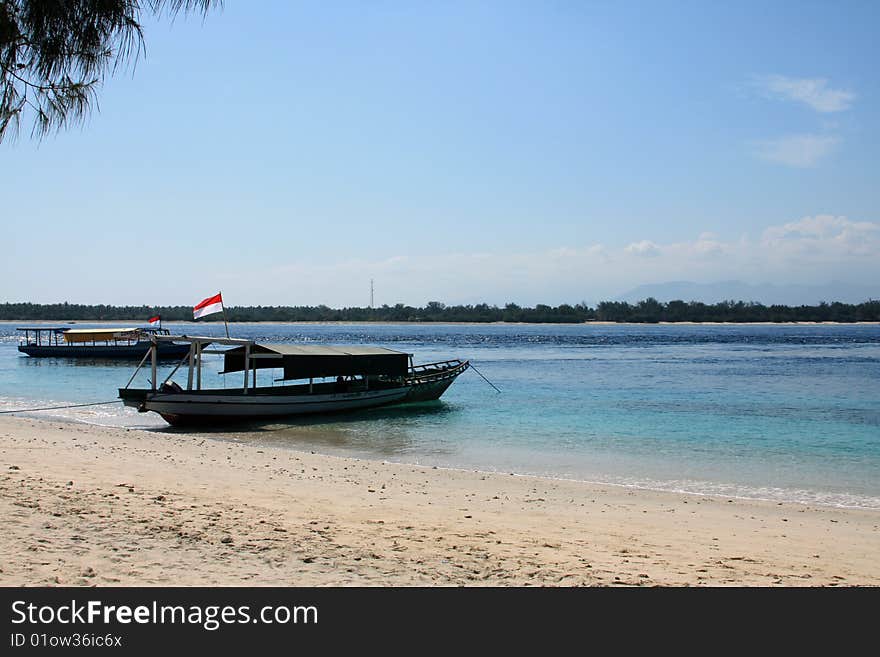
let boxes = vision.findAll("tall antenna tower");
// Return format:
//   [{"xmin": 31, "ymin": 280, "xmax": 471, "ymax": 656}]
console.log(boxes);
[{"xmin": 370, "ymin": 279, "xmax": 374, "ymax": 309}]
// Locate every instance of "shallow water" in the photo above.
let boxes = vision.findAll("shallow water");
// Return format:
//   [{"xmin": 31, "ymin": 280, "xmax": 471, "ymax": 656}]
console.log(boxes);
[{"xmin": 1, "ymin": 321, "xmax": 879, "ymax": 508}]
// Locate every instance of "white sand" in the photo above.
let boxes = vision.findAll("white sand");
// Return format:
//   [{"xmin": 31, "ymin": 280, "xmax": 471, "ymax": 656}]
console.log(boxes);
[{"xmin": 1, "ymin": 415, "xmax": 877, "ymax": 586}]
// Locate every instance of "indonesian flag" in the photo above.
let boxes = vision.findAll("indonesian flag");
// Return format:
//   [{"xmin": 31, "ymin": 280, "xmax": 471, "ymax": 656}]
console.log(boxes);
[
  {"xmin": 148, "ymin": 315, "xmax": 161, "ymax": 325},
  {"xmin": 193, "ymin": 293, "xmax": 224, "ymax": 320}
]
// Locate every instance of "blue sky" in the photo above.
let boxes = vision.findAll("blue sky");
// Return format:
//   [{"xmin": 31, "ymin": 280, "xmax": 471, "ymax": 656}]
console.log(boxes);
[{"xmin": 2, "ymin": 1, "xmax": 878, "ymax": 306}]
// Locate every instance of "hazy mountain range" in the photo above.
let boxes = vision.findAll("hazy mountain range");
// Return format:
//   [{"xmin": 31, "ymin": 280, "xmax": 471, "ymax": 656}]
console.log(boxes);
[{"xmin": 615, "ymin": 281, "xmax": 879, "ymax": 306}]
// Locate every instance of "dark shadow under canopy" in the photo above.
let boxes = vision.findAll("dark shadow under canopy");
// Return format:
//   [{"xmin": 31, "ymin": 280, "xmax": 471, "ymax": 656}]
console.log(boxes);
[{"xmin": 221, "ymin": 344, "xmax": 411, "ymax": 380}]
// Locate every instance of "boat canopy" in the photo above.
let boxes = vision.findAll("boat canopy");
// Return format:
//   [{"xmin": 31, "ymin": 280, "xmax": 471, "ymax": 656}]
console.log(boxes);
[
  {"xmin": 221, "ymin": 344, "xmax": 411, "ymax": 380},
  {"xmin": 62, "ymin": 328, "xmax": 141, "ymax": 343}
]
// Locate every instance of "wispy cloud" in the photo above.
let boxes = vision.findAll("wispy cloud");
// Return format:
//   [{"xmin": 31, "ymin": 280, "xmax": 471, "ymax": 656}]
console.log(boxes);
[
  {"xmin": 754, "ymin": 75, "xmax": 855, "ymax": 113},
  {"xmin": 754, "ymin": 134, "xmax": 838, "ymax": 168},
  {"xmin": 252, "ymin": 216, "xmax": 879, "ymax": 306},
  {"xmin": 624, "ymin": 240, "xmax": 660, "ymax": 257},
  {"xmin": 761, "ymin": 215, "xmax": 880, "ymax": 257}
]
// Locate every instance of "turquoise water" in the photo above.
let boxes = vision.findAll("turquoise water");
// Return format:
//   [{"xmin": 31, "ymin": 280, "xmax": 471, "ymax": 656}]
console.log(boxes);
[{"xmin": 2, "ymin": 321, "xmax": 879, "ymax": 508}]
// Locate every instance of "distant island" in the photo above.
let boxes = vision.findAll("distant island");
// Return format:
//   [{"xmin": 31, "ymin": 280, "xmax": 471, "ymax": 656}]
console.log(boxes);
[{"xmin": 2, "ymin": 299, "xmax": 879, "ymax": 323}]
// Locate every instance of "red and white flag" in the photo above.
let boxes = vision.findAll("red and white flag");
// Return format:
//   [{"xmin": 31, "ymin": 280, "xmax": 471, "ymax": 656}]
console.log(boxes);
[
  {"xmin": 193, "ymin": 293, "xmax": 224, "ymax": 320},
  {"xmin": 148, "ymin": 315, "xmax": 161, "ymax": 325}
]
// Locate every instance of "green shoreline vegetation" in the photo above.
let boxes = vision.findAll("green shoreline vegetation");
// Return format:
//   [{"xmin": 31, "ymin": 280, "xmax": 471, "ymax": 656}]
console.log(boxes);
[{"xmin": 2, "ymin": 298, "xmax": 879, "ymax": 323}]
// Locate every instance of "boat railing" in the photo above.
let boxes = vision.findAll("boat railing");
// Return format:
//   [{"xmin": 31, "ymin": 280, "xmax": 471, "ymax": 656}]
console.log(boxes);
[
  {"xmin": 407, "ymin": 359, "xmax": 468, "ymax": 383},
  {"xmin": 141, "ymin": 328, "xmax": 172, "ymax": 336},
  {"xmin": 18, "ymin": 327, "xmax": 163, "ymax": 347},
  {"xmin": 17, "ymin": 328, "xmax": 68, "ymax": 347}
]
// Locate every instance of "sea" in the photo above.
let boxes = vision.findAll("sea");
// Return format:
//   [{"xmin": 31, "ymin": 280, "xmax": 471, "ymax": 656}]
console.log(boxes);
[{"xmin": 1, "ymin": 321, "xmax": 879, "ymax": 509}]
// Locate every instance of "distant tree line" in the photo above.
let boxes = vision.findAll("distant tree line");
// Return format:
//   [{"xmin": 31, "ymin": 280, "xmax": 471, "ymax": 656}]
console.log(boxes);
[{"xmin": 2, "ymin": 299, "xmax": 879, "ymax": 323}]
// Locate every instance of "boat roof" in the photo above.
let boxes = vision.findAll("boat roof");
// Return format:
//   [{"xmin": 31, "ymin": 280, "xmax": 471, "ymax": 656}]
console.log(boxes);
[
  {"xmin": 16, "ymin": 326, "xmax": 69, "ymax": 331},
  {"xmin": 247, "ymin": 344, "xmax": 407, "ymax": 357},
  {"xmin": 63, "ymin": 327, "xmax": 140, "ymax": 335},
  {"xmin": 222, "ymin": 343, "xmax": 411, "ymax": 379},
  {"xmin": 62, "ymin": 327, "xmax": 142, "ymax": 343}
]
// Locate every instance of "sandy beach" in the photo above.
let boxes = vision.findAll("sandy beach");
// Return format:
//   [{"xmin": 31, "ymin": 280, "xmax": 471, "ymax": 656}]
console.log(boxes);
[{"xmin": 1, "ymin": 414, "xmax": 877, "ymax": 586}]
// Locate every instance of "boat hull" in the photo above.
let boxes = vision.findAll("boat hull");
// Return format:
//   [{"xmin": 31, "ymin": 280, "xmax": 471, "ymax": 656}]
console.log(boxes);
[
  {"xmin": 404, "ymin": 376, "xmax": 458, "ymax": 402},
  {"xmin": 119, "ymin": 361, "xmax": 469, "ymax": 426},
  {"xmin": 19, "ymin": 342, "xmax": 191, "ymax": 360},
  {"xmin": 122, "ymin": 387, "xmax": 414, "ymax": 426}
]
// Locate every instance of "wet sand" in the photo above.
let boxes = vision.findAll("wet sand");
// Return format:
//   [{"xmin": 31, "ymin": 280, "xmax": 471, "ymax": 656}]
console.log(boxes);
[{"xmin": 1, "ymin": 415, "xmax": 878, "ymax": 586}]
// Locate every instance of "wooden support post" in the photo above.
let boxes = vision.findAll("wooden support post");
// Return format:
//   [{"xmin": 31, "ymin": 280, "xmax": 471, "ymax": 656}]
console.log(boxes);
[
  {"xmin": 125, "ymin": 348, "xmax": 152, "ymax": 390},
  {"xmin": 186, "ymin": 342, "xmax": 195, "ymax": 391},
  {"xmin": 196, "ymin": 342, "xmax": 202, "ymax": 391},
  {"xmin": 159, "ymin": 352, "xmax": 188, "ymax": 388},
  {"xmin": 150, "ymin": 342, "xmax": 157, "ymax": 392},
  {"xmin": 309, "ymin": 377, "xmax": 313, "ymax": 393},
  {"xmin": 243, "ymin": 344, "xmax": 250, "ymax": 394}
]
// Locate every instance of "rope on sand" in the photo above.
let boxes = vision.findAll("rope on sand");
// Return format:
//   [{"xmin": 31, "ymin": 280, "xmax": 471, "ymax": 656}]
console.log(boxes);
[{"xmin": 0, "ymin": 400, "xmax": 122, "ymax": 414}]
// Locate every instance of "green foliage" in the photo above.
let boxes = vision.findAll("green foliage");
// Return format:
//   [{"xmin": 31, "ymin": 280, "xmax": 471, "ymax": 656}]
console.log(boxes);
[
  {"xmin": 0, "ymin": 0, "xmax": 220, "ymax": 141},
  {"xmin": 2, "ymin": 299, "xmax": 878, "ymax": 323}
]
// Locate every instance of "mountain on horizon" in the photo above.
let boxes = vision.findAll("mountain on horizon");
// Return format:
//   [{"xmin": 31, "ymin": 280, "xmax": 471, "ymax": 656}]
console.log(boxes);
[{"xmin": 615, "ymin": 281, "xmax": 879, "ymax": 306}]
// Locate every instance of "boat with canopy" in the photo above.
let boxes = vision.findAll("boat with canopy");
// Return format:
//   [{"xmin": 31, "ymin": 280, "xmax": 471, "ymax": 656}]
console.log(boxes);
[
  {"xmin": 17, "ymin": 326, "xmax": 191, "ymax": 359},
  {"xmin": 119, "ymin": 334, "xmax": 469, "ymax": 426}
]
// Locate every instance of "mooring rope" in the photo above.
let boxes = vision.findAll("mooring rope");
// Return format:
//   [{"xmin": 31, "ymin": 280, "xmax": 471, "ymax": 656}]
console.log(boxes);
[
  {"xmin": 0, "ymin": 400, "xmax": 122, "ymax": 414},
  {"xmin": 468, "ymin": 362, "xmax": 501, "ymax": 393}
]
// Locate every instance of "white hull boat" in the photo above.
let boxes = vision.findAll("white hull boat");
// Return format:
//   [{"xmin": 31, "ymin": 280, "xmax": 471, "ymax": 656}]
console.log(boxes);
[{"xmin": 119, "ymin": 335, "xmax": 468, "ymax": 426}]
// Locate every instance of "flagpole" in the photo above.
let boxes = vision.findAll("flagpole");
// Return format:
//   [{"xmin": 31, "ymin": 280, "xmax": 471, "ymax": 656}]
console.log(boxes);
[{"xmin": 220, "ymin": 291, "xmax": 230, "ymax": 339}]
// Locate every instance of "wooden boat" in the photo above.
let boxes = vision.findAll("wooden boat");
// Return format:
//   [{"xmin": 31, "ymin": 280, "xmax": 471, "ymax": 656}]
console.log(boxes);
[
  {"xmin": 119, "ymin": 335, "xmax": 469, "ymax": 426},
  {"xmin": 17, "ymin": 326, "xmax": 191, "ymax": 360}
]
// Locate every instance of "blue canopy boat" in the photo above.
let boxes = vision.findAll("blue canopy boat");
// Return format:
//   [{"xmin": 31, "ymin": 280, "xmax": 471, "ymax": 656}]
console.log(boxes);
[{"xmin": 17, "ymin": 326, "xmax": 191, "ymax": 360}]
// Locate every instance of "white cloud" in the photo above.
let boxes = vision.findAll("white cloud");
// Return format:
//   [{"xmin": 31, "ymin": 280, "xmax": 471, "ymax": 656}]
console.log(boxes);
[
  {"xmin": 755, "ymin": 75, "xmax": 855, "ymax": 113},
  {"xmin": 254, "ymin": 216, "xmax": 879, "ymax": 306},
  {"xmin": 624, "ymin": 240, "xmax": 660, "ymax": 257},
  {"xmin": 761, "ymin": 215, "xmax": 880, "ymax": 258},
  {"xmin": 692, "ymin": 236, "xmax": 724, "ymax": 256},
  {"xmin": 754, "ymin": 134, "xmax": 838, "ymax": 167}
]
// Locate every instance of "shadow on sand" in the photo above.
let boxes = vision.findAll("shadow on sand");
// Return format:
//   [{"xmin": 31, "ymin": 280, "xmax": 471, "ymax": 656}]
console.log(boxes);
[
  {"xmin": 140, "ymin": 400, "xmax": 460, "ymax": 458},
  {"xmin": 147, "ymin": 400, "xmax": 455, "ymax": 435}
]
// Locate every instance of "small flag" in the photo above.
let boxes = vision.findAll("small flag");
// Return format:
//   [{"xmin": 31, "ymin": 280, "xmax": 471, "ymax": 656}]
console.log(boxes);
[
  {"xmin": 194, "ymin": 293, "xmax": 224, "ymax": 320},
  {"xmin": 148, "ymin": 315, "xmax": 161, "ymax": 326}
]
